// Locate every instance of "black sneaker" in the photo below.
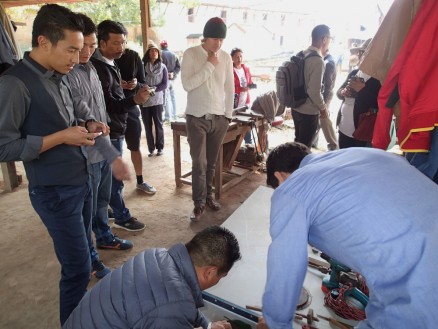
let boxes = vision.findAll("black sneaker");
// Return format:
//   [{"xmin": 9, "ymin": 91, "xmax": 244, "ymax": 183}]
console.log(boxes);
[
  {"xmin": 113, "ymin": 217, "xmax": 145, "ymax": 232},
  {"xmin": 91, "ymin": 260, "xmax": 110, "ymax": 279},
  {"xmin": 97, "ymin": 235, "xmax": 133, "ymax": 250}
]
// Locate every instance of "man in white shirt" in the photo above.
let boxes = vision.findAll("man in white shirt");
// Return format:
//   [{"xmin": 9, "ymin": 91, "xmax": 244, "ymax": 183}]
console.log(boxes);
[{"xmin": 181, "ymin": 17, "xmax": 234, "ymax": 221}]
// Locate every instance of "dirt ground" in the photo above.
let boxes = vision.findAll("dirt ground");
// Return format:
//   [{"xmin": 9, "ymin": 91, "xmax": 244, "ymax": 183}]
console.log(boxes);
[{"xmin": 0, "ymin": 119, "xmax": 308, "ymax": 329}]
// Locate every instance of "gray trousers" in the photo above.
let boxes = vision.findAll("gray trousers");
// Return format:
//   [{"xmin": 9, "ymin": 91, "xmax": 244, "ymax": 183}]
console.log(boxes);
[{"xmin": 186, "ymin": 115, "xmax": 228, "ymax": 205}]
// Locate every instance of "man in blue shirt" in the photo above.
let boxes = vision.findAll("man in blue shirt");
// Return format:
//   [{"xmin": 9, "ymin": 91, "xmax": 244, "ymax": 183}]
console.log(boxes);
[{"xmin": 258, "ymin": 142, "xmax": 438, "ymax": 329}]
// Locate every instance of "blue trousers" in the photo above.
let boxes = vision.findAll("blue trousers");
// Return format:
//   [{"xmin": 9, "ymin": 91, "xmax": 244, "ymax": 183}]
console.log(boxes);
[
  {"xmin": 164, "ymin": 80, "xmax": 177, "ymax": 121},
  {"xmin": 110, "ymin": 138, "xmax": 132, "ymax": 223},
  {"xmin": 89, "ymin": 160, "xmax": 114, "ymax": 245},
  {"xmin": 29, "ymin": 184, "xmax": 91, "ymax": 325}
]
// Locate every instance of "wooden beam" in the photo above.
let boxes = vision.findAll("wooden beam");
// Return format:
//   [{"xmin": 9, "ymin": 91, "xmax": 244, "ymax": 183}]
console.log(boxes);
[{"xmin": 139, "ymin": 0, "xmax": 151, "ymax": 54}]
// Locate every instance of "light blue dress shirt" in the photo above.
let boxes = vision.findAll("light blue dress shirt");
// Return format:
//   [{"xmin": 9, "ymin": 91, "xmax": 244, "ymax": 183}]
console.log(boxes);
[{"xmin": 262, "ymin": 147, "xmax": 438, "ymax": 329}]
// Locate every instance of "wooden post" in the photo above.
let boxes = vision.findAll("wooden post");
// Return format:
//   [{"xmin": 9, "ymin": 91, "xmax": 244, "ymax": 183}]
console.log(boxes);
[
  {"xmin": 1, "ymin": 162, "xmax": 20, "ymax": 192},
  {"xmin": 172, "ymin": 127, "xmax": 182, "ymax": 187},
  {"xmin": 139, "ymin": 0, "xmax": 151, "ymax": 54}
]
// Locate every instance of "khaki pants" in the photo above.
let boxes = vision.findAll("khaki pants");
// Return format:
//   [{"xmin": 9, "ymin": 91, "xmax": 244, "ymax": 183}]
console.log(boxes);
[{"xmin": 320, "ymin": 116, "xmax": 338, "ymax": 150}]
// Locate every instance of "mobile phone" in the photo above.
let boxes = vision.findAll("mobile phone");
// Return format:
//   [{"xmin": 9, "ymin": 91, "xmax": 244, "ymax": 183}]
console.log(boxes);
[
  {"xmin": 350, "ymin": 76, "xmax": 364, "ymax": 83},
  {"xmin": 248, "ymin": 83, "xmax": 257, "ymax": 89}
]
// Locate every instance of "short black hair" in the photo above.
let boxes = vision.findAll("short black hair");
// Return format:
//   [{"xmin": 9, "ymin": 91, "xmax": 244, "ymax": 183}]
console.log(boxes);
[
  {"xmin": 77, "ymin": 13, "xmax": 96, "ymax": 37},
  {"xmin": 97, "ymin": 20, "xmax": 127, "ymax": 44},
  {"xmin": 186, "ymin": 226, "xmax": 241, "ymax": 275},
  {"xmin": 230, "ymin": 47, "xmax": 243, "ymax": 57},
  {"xmin": 266, "ymin": 142, "xmax": 311, "ymax": 189},
  {"xmin": 32, "ymin": 4, "xmax": 84, "ymax": 48},
  {"xmin": 311, "ymin": 24, "xmax": 330, "ymax": 42}
]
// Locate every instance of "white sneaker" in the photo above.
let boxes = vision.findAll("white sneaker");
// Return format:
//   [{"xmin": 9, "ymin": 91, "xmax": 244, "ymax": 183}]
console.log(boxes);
[{"xmin": 136, "ymin": 182, "xmax": 157, "ymax": 195}]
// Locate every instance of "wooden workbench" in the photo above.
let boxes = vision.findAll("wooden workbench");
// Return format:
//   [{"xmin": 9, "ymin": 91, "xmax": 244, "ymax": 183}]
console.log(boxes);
[{"xmin": 171, "ymin": 114, "xmax": 267, "ymax": 200}]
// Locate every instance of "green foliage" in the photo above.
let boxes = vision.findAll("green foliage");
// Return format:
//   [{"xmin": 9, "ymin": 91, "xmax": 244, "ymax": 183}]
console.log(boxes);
[
  {"xmin": 66, "ymin": 0, "xmax": 142, "ymax": 25},
  {"xmin": 5, "ymin": 5, "xmax": 39, "ymax": 22},
  {"xmin": 6, "ymin": 0, "xmax": 164, "ymax": 28}
]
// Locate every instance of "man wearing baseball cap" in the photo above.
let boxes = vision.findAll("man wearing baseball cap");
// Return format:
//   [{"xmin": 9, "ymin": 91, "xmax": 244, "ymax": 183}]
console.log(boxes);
[{"xmin": 181, "ymin": 17, "xmax": 234, "ymax": 221}]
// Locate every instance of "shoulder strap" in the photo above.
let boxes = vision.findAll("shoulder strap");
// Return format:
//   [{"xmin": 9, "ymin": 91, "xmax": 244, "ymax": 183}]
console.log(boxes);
[{"xmin": 304, "ymin": 50, "xmax": 321, "ymax": 60}]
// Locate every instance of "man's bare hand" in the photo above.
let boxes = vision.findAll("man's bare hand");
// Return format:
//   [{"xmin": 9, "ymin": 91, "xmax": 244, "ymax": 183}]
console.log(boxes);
[
  {"xmin": 86, "ymin": 121, "xmax": 110, "ymax": 136},
  {"xmin": 256, "ymin": 316, "xmax": 269, "ymax": 329},
  {"xmin": 339, "ymin": 87, "xmax": 352, "ymax": 98},
  {"xmin": 133, "ymin": 86, "xmax": 150, "ymax": 105},
  {"xmin": 211, "ymin": 320, "xmax": 232, "ymax": 329},
  {"xmin": 111, "ymin": 157, "xmax": 131, "ymax": 181},
  {"xmin": 62, "ymin": 126, "xmax": 101, "ymax": 146},
  {"xmin": 347, "ymin": 78, "xmax": 365, "ymax": 93},
  {"xmin": 121, "ymin": 80, "xmax": 129, "ymax": 90},
  {"xmin": 207, "ymin": 51, "xmax": 219, "ymax": 66},
  {"xmin": 125, "ymin": 78, "xmax": 137, "ymax": 90}
]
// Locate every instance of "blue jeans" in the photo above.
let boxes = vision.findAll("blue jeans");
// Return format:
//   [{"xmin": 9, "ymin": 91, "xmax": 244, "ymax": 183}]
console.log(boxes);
[
  {"xmin": 164, "ymin": 81, "xmax": 177, "ymax": 121},
  {"xmin": 110, "ymin": 138, "xmax": 132, "ymax": 223},
  {"xmin": 29, "ymin": 184, "xmax": 91, "ymax": 325},
  {"xmin": 89, "ymin": 160, "xmax": 114, "ymax": 245}
]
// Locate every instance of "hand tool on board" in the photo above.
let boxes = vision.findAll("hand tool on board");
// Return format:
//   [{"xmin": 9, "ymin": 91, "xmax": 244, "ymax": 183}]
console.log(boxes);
[{"xmin": 317, "ymin": 314, "xmax": 353, "ymax": 329}]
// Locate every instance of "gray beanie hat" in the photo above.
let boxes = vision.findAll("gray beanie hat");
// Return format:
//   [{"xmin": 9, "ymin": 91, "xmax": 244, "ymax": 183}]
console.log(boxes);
[{"xmin": 203, "ymin": 17, "xmax": 227, "ymax": 39}]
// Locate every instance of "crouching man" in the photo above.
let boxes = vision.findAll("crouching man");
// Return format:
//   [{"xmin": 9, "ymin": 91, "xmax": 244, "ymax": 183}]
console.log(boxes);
[{"xmin": 63, "ymin": 226, "xmax": 241, "ymax": 329}]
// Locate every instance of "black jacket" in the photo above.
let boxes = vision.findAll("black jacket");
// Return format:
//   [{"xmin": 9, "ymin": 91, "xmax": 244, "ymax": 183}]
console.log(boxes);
[
  {"xmin": 91, "ymin": 50, "xmax": 137, "ymax": 139},
  {"xmin": 336, "ymin": 69, "xmax": 381, "ymax": 128},
  {"xmin": 115, "ymin": 49, "xmax": 147, "ymax": 99}
]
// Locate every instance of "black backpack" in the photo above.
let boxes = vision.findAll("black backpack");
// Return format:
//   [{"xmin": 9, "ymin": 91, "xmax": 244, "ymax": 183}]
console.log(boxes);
[{"xmin": 276, "ymin": 50, "xmax": 319, "ymax": 108}]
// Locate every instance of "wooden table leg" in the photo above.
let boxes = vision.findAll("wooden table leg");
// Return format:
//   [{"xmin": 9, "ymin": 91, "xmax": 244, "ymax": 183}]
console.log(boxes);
[
  {"xmin": 1, "ymin": 162, "xmax": 20, "ymax": 192},
  {"xmin": 172, "ymin": 131, "xmax": 183, "ymax": 187},
  {"xmin": 215, "ymin": 145, "xmax": 224, "ymax": 200}
]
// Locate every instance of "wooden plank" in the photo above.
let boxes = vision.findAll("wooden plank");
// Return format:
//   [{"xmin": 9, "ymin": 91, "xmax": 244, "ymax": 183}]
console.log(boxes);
[
  {"xmin": 220, "ymin": 168, "xmax": 253, "ymax": 193},
  {"xmin": 171, "ymin": 118, "xmax": 265, "ymax": 200}
]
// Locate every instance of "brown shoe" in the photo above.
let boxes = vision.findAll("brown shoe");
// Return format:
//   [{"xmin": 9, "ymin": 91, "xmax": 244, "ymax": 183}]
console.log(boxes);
[
  {"xmin": 206, "ymin": 197, "xmax": 221, "ymax": 211},
  {"xmin": 190, "ymin": 205, "xmax": 205, "ymax": 221}
]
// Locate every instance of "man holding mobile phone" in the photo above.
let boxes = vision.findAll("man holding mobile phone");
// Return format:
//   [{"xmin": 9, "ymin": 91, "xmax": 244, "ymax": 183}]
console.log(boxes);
[{"xmin": 91, "ymin": 20, "xmax": 154, "ymax": 232}]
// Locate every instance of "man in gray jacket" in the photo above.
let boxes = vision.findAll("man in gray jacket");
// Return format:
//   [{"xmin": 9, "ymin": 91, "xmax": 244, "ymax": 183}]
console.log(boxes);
[
  {"xmin": 67, "ymin": 14, "xmax": 135, "ymax": 279},
  {"xmin": 63, "ymin": 226, "xmax": 241, "ymax": 329},
  {"xmin": 292, "ymin": 24, "xmax": 331, "ymax": 148}
]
